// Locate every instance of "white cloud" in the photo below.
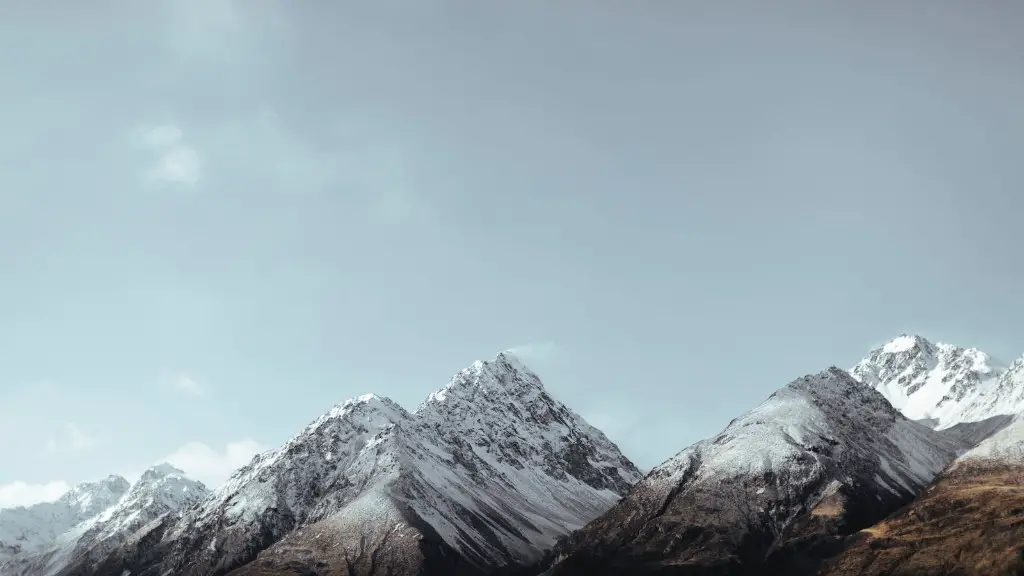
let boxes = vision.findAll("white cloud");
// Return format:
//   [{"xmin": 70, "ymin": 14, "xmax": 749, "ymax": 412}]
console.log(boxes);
[
  {"xmin": 148, "ymin": 145, "xmax": 201, "ymax": 185},
  {"xmin": 172, "ymin": 373, "xmax": 205, "ymax": 397},
  {"xmin": 160, "ymin": 439, "xmax": 266, "ymax": 488},
  {"xmin": 136, "ymin": 124, "xmax": 183, "ymax": 148},
  {"xmin": 0, "ymin": 480, "xmax": 71, "ymax": 509},
  {"xmin": 132, "ymin": 123, "xmax": 202, "ymax": 186},
  {"xmin": 504, "ymin": 341, "xmax": 557, "ymax": 365}
]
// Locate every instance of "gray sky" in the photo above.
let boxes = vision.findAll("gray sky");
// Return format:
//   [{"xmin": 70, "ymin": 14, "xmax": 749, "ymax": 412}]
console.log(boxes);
[{"xmin": 3, "ymin": 0, "xmax": 1024, "ymax": 506}]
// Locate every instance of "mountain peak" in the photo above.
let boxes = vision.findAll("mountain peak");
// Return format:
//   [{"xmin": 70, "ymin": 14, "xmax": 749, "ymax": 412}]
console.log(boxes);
[
  {"xmin": 315, "ymin": 392, "xmax": 405, "ymax": 426},
  {"xmin": 140, "ymin": 463, "xmax": 187, "ymax": 481},
  {"xmin": 851, "ymin": 334, "xmax": 1009, "ymax": 428},
  {"xmin": 58, "ymin": 476, "xmax": 130, "ymax": 514},
  {"xmin": 421, "ymin": 352, "xmax": 545, "ymax": 410},
  {"xmin": 882, "ymin": 333, "xmax": 936, "ymax": 355},
  {"xmin": 100, "ymin": 351, "xmax": 640, "ymax": 576}
]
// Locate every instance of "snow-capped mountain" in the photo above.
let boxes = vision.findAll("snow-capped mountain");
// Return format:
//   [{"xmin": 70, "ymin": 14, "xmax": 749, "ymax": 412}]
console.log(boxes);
[
  {"xmin": 0, "ymin": 475, "xmax": 129, "ymax": 565},
  {"xmin": 83, "ymin": 352, "xmax": 641, "ymax": 576},
  {"xmin": 543, "ymin": 368, "xmax": 965, "ymax": 576},
  {"xmin": 1, "ymin": 465, "xmax": 208, "ymax": 576},
  {"xmin": 849, "ymin": 334, "xmax": 1024, "ymax": 428}
]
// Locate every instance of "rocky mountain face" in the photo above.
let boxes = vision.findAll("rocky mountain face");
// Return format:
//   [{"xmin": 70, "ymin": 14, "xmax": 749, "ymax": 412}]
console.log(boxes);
[
  {"xmin": 0, "ymin": 465, "xmax": 207, "ymax": 576},
  {"xmin": 539, "ymin": 334, "xmax": 1024, "ymax": 576},
  {"xmin": 0, "ymin": 476, "xmax": 130, "ymax": 567},
  {"xmin": 12, "ymin": 335, "xmax": 1024, "ymax": 576},
  {"xmin": 849, "ymin": 334, "xmax": 1024, "ymax": 428},
  {"xmin": 812, "ymin": 338, "xmax": 1024, "ymax": 575},
  {"xmin": 821, "ymin": 416, "xmax": 1024, "ymax": 576},
  {"xmin": 541, "ymin": 368, "xmax": 966, "ymax": 576},
  {"xmin": 80, "ymin": 352, "xmax": 641, "ymax": 576}
]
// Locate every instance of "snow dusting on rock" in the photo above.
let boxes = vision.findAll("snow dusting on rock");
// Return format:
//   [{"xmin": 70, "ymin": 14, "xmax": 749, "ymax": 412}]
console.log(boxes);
[
  {"xmin": 954, "ymin": 413, "xmax": 1024, "ymax": 466},
  {"xmin": 546, "ymin": 367, "xmax": 963, "ymax": 575},
  {"xmin": 0, "ymin": 475, "xmax": 129, "ymax": 567},
  {"xmin": 81, "ymin": 352, "xmax": 641, "ymax": 576},
  {"xmin": 0, "ymin": 465, "xmax": 207, "ymax": 576}
]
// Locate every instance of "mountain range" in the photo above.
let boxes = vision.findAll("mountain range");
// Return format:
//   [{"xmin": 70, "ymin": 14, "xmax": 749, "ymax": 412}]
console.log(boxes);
[{"xmin": 3, "ymin": 335, "xmax": 1024, "ymax": 575}]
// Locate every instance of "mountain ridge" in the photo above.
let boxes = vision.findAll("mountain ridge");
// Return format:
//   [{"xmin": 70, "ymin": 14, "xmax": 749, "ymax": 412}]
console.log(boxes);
[
  {"xmin": 73, "ymin": 352, "xmax": 641, "ymax": 576},
  {"xmin": 11, "ymin": 336, "xmax": 1024, "ymax": 575},
  {"xmin": 541, "ymin": 366, "xmax": 973, "ymax": 575}
]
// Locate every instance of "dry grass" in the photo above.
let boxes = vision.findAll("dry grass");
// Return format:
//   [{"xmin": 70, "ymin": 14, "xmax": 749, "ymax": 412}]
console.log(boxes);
[{"xmin": 822, "ymin": 464, "xmax": 1024, "ymax": 576}]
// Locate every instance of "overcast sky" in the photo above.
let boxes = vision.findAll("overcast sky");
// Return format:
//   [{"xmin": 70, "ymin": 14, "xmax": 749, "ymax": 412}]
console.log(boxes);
[{"xmin": 2, "ymin": 0, "xmax": 1024, "ymax": 507}]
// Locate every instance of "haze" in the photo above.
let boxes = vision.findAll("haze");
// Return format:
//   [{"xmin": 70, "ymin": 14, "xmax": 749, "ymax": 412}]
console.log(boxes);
[{"xmin": 2, "ymin": 1, "xmax": 1024, "ymax": 507}]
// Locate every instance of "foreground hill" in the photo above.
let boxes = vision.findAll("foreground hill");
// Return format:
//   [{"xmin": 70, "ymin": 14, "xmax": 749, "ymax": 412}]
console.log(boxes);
[{"xmin": 821, "ymin": 415, "xmax": 1024, "ymax": 576}]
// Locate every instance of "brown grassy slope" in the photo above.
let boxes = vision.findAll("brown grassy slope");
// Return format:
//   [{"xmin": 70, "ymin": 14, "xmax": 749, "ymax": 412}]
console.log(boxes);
[{"xmin": 820, "ymin": 463, "xmax": 1024, "ymax": 576}]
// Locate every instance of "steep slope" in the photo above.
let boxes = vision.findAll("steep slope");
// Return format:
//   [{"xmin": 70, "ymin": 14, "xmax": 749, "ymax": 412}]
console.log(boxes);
[
  {"xmin": 821, "ymin": 415, "xmax": 1024, "ymax": 576},
  {"xmin": 83, "ymin": 352, "xmax": 641, "ymax": 576},
  {"xmin": 2, "ymin": 465, "xmax": 208, "ymax": 576},
  {"xmin": 0, "ymin": 475, "xmax": 129, "ymax": 567},
  {"xmin": 543, "ymin": 368, "xmax": 963, "ymax": 576}
]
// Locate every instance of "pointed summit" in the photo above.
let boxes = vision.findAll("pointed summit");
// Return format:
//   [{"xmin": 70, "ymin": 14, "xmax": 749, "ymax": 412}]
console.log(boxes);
[
  {"xmin": 420, "ymin": 351, "xmax": 545, "ymax": 409},
  {"xmin": 139, "ymin": 463, "xmax": 187, "ymax": 481},
  {"xmin": 851, "ymin": 333, "xmax": 1005, "ymax": 428},
  {"xmin": 880, "ymin": 333, "xmax": 936, "ymax": 355},
  {"xmin": 57, "ymin": 476, "xmax": 131, "ymax": 518}
]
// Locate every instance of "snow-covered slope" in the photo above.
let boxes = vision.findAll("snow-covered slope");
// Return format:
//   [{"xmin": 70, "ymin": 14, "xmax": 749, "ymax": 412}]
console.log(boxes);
[
  {"xmin": 1, "ymin": 465, "xmax": 208, "ymax": 576},
  {"xmin": 953, "ymin": 413, "xmax": 1024, "ymax": 466},
  {"xmin": 84, "ymin": 352, "xmax": 641, "ymax": 576},
  {"xmin": 0, "ymin": 475, "xmax": 129, "ymax": 565},
  {"xmin": 849, "ymin": 334, "xmax": 1024, "ymax": 428},
  {"xmin": 544, "ymin": 367, "xmax": 964, "ymax": 576}
]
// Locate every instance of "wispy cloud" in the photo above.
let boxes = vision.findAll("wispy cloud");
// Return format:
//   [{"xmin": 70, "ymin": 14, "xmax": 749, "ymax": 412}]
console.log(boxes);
[
  {"xmin": 160, "ymin": 439, "xmax": 267, "ymax": 488},
  {"xmin": 172, "ymin": 373, "xmax": 205, "ymax": 397},
  {"xmin": 504, "ymin": 341, "xmax": 557, "ymax": 364},
  {"xmin": 41, "ymin": 422, "xmax": 97, "ymax": 455},
  {"xmin": 43, "ymin": 420, "xmax": 98, "ymax": 450},
  {"xmin": 131, "ymin": 123, "xmax": 202, "ymax": 186},
  {"xmin": 66, "ymin": 423, "xmax": 98, "ymax": 452},
  {"xmin": 0, "ymin": 480, "xmax": 71, "ymax": 509}
]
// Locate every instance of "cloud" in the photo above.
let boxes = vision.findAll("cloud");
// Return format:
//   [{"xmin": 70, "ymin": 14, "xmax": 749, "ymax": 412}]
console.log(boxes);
[
  {"xmin": 67, "ymin": 423, "xmax": 98, "ymax": 451},
  {"xmin": 504, "ymin": 341, "xmax": 557, "ymax": 365},
  {"xmin": 160, "ymin": 439, "xmax": 267, "ymax": 488},
  {"xmin": 0, "ymin": 480, "xmax": 71, "ymax": 509},
  {"xmin": 172, "ymin": 373, "xmax": 205, "ymax": 397},
  {"xmin": 131, "ymin": 123, "xmax": 202, "ymax": 186},
  {"xmin": 44, "ymin": 422, "xmax": 98, "ymax": 454}
]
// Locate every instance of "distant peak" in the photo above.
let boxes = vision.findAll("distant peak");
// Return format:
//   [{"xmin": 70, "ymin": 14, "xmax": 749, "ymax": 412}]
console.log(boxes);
[
  {"xmin": 314, "ymin": 392, "xmax": 406, "ymax": 427},
  {"xmin": 472, "ymin": 352, "xmax": 543, "ymax": 386},
  {"xmin": 788, "ymin": 366, "xmax": 855, "ymax": 390},
  {"xmin": 495, "ymin": 350, "xmax": 533, "ymax": 373},
  {"xmin": 342, "ymin": 393, "xmax": 381, "ymax": 407},
  {"xmin": 142, "ymin": 463, "xmax": 187, "ymax": 480},
  {"xmin": 419, "ymin": 352, "xmax": 545, "ymax": 410},
  {"xmin": 881, "ymin": 334, "xmax": 934, "ymax": 355},
  {"xmin": 72, "ymin": 475, "xmax": 130, "ymax": 493}
]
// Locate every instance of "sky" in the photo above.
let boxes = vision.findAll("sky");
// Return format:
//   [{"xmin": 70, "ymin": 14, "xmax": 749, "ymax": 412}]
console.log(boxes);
[{"xmin": 2, "ymin": 0, "xmax": 1024, "ymax": 507}]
